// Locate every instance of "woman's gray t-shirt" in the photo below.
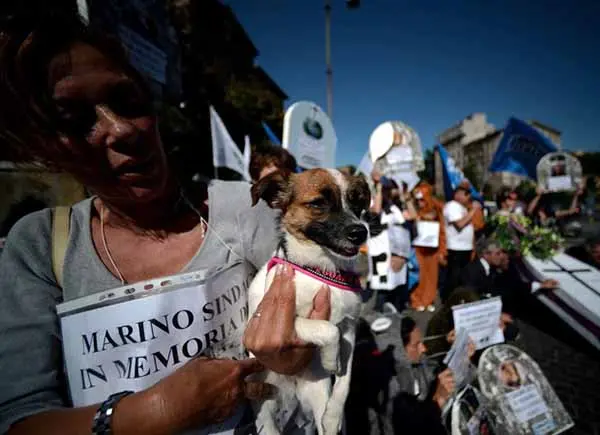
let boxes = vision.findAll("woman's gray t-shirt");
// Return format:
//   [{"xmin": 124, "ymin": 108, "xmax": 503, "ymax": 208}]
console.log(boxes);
[{"xmin": 0, "ymin": 180, "xmax": 279, "ymax": 433}]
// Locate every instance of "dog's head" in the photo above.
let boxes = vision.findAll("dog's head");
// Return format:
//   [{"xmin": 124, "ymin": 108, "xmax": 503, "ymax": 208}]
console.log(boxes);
[{"xmin": 252, "ymin": 169, "xmax": 370, "ymax": 261}]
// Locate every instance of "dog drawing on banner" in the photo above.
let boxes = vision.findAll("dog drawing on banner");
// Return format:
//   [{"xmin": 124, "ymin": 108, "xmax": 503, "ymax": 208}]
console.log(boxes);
[{"xmin": 247, "ymin": 169, "xmax": 370, "ymax": 435}]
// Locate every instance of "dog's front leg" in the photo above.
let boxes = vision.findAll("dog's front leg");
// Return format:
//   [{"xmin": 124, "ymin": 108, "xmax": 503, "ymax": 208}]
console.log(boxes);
[
  {"xmin": 296, "ymin": 373, "xmax": 332, "ymax": 435},
  {"xmin": 321, "ymin": 320, "xmax": 357, "ymax": 435},
  {"xmin": 294, "ymin": 317, "xmax": 340, "ymax": 373}
]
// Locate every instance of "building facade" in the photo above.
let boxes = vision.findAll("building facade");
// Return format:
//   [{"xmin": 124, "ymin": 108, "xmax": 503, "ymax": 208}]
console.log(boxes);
[{"xmin": 434, "ymin": 114, "xmax": 562, "ymax": 197}]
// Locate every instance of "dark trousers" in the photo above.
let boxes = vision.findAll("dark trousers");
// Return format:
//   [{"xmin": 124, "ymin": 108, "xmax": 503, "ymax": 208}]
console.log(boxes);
[
  {"xmin": 443, "ymin": 250, "xmax": 473, "ymax": 301},
  {"xmin": 373, "ymin": 284, "xmax": 408, "ymax": 312}
]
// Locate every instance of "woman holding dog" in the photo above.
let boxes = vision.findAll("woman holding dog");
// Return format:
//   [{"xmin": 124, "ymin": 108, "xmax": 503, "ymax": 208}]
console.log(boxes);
[{"xmin": 0, "ymin": 12, "xmax": 328, "ymax": 435}]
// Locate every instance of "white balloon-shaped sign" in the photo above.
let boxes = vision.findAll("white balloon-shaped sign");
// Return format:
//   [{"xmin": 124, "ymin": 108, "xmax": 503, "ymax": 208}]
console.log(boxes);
[
  {"xmin": 368, "ymin": 121, "xmax": 424, "ymax": 190},
  {"xmin": 369, "ymin": 122, "xmax": 396, "ymax": 162},
  {"xmin": 282, "ymin": 101, "xmax": 336, "ymax": 169}
]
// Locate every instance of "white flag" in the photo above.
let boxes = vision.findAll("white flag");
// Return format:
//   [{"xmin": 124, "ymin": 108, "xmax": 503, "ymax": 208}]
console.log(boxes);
[
  {"xmin": 356, "ymin": 151, "xmax": 373, "ymax": 176},
  {"xmin": 243, "ymin": 135, "xmax": 251, "ymax": 181},
  {"xmin": 210, "ymin": 106, "xmax": 247, "ymax": 179}
]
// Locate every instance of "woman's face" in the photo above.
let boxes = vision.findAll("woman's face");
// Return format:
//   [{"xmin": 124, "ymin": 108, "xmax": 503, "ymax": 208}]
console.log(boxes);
[{"xmin": 49, "ymin": 43, "xmax": 170, "ymax": 205}]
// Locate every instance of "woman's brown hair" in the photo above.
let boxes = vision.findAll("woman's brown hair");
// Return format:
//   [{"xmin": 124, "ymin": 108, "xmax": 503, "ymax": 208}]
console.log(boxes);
[{"xmin": 0, "ymin": 8, "xmax": 150, "ymax": 170}]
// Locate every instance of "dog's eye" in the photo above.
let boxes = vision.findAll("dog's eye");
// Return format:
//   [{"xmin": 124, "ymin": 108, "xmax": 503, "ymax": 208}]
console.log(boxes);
[{"xmin": 307, "ymin": 198, "xmax": 327, "ymax": 209}]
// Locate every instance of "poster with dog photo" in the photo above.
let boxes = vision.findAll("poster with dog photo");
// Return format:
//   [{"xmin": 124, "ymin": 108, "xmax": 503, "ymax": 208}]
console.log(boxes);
[
  {"xmin": 477, "ymin": 345, "xmax": 573, "ymax": 434},
  {"xmin": 536, "ymin": 152, "xmax": 582, "ymax": 193}
]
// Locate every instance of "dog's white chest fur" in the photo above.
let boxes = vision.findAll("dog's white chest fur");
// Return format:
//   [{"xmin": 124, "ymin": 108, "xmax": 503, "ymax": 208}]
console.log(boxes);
[{"xmin": 247, "ymin": 259, "xmax": 362, "ymax": 435}]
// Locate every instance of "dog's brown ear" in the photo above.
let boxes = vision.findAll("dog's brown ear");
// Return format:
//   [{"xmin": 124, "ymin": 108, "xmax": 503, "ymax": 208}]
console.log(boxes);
[{"xmin": 251, "ymin": 171, "xmax": 292, "ymax": 209}]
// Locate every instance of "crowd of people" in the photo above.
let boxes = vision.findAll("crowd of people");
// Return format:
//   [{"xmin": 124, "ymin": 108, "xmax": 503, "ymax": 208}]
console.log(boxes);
[
  {"xmin": 351, "ymin": 169, "xmax": 599, "ymax": 433},
  {"xmin": 363, "ymin": 169, "xmax": 592, "ymax": 314}
]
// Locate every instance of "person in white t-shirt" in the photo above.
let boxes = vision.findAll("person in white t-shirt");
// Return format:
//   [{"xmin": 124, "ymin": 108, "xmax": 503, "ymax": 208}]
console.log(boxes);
[{"xmin": 443, "ymin": 186, "xmax": 481, "ymax": 300}]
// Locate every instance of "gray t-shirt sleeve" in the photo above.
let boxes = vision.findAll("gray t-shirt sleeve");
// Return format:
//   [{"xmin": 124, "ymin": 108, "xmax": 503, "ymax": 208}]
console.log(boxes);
[{"xmin": 0, "ymin": 209, "xmax": 67, "ymax": 433}]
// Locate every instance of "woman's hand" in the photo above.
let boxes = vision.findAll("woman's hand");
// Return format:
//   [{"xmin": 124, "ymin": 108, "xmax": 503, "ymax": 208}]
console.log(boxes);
[
  {"xmin": 133, "ymin": 357, "xmax": 272, "ymax": 434},
  {"xmin": 243, "ymin": 264, "xmax": 332, "ymax": 375},
  {"xmin": 499, "ymin": 312, "xmax": 513, "ymax": 331},
  {"xmin": 432, "ymin": 369, "xmax": 456, "ymax": 409},
  {"xmin": 438, "ymin": 252, "xmax": 448, "ymax": 267},
  {"xmin": 371, "ymin": 169, "xmax": 382, "ymax": 184},
  {"xmin": 446, "ymin": 329, "xmax": 456, "ymax": 344}
]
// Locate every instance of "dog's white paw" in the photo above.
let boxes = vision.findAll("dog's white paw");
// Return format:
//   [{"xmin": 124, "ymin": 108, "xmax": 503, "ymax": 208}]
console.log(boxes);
[
  {"xmin": 321, "ymin": 412, "xmax": 343, "ymax": 435},
  {"xmin": 321, "ymin": 352, "xmax": 340, "ymax": 374},
  {"xmin": 322, "ymin": 398, "xmax": 347, "ymax": 435}
]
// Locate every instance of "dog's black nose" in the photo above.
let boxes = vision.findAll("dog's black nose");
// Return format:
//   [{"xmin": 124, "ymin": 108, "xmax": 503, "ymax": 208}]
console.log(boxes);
[{"xmin": 346, "ymin": 224, "xmax": 368, "ymax": 245}]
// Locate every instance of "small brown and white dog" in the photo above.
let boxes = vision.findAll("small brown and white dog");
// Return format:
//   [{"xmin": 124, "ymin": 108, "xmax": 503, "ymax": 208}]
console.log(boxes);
[{"xmin": 248, "ymin": 168, "xmax": 370, "ymax": 435}]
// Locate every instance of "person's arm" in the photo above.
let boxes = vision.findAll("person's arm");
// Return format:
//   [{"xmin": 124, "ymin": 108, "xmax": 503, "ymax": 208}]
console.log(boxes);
[
  {"xmin": 10, "ymin": 358, "xmax": 272, "ymax": 435},
  {"xmin": 445, "ymin": 202, "xmax": 478, "ymax": 231},
  {"xmin": 401, "ymin": 192, "xmax": 418, "ymax": 221},
  {"xmin": 527, "ymin": 187, "xmax": 544, "ymax": 216},
  {"xmin": 9, "ymin": 395, "xmax": 159, "ymax": 435},
  {"xmin": 554, "ymin": 189, "xmax": 582, "ymax": 218},
  {"xmin": 370, "ymin": 182, "xmax": 383, "ymax": 215}
]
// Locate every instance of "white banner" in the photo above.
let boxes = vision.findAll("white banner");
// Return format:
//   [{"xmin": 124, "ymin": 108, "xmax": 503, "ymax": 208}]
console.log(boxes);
[
  {"xmin": 58, "ymin": 262, "xmax": 253, "ymax": 407},
  {"xmin": 452, "ymin": 297, "xmax": 504, "ymax": 350},
  {"xmin": 356, "ymin": 151, "xmax": 373, "ymax": 176}
]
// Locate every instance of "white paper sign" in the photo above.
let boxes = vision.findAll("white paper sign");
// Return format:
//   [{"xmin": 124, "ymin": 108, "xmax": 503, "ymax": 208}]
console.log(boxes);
[
  {"xmin": 386, "ymin": 145, "xmax": 413, "ymax": 163},
  {"xmin": 505, "ymin": 384, "xmax": 549, "ymax": 424},
  {"xmin": 413, "ymin": 221, "xmax": 440, "ymax": 248},
  {"xmin": 59, "ymin": 263, "xmax": 252, "ymax": 407},
  {"xmin": 443, "ymin": 328, "xmax": 471, "ymax": 389},
  {"xmin": 452, "ymin": 298, "xmax": 504, "ymax": 350},
  {"xmin": 547, "ymin": 175, "xmax": 572, "ymax": 192}
]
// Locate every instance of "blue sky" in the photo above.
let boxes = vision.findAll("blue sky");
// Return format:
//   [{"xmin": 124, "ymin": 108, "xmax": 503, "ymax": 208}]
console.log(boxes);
[{"xmin": 230, "ymin": 0, "xmax": 600, "ymax": 167}]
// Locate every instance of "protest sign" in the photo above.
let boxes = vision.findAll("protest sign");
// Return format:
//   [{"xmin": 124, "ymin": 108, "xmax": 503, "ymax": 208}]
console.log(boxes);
[
  {"xmin": 413, "ymin": 221, "xmax": 440, "ymax": 248},
  {"xmin": 57, "ymin": 261, "xmax": 253, "ymax": 407},
  {"xmin": 505, "ymin": 384, "xmax": 549, "ymax": 425},
  {"xmin": 282, "ymin": 101, "xmax": 336, "ymax": 169},
  {"xmin": 477, "ymin": 345, "xmax": 574, "ymax": 435},
  {"xmin": 452, "ymin": 297, "xmax": 504, "ymax": 350},
  {"xmin": 449, "ymin": 386, "xmax": 500, "ymax": 435},
  {"xmin": 443, "ymin": 328, "xmax": 472, "ymax": 389},
  {"xmin": 536, "ymin": 152, "xmax": 582, "ymax": 193}
]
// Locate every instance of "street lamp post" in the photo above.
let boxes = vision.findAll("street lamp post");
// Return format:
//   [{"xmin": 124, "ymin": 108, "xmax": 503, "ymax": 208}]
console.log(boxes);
[
  {"xmin": 325, "ymin": 0, "xmax": 359, "ymax": 122},
  {"xmin": 325, "ymin": 0, "xmax": 333, "ymax": 121}
]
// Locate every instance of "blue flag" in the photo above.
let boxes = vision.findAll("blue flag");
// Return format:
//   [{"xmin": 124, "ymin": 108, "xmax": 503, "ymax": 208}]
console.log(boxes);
[
  {"xmin": 489, "ymin": 117, "xmax": 557, "ymax": 180},
  {"xmin": 262, "ymin": 121, "xmax": 281, "ymax": 146},
  {"xmin": 436, "ymin": 144, "xmax": 483, "ymax": 202}
]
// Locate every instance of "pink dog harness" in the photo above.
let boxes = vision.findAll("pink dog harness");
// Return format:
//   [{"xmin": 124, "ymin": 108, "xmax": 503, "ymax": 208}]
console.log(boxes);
[{"xmin": 266, "ymin": 257, "xmax": 362, "ymax": 292}]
